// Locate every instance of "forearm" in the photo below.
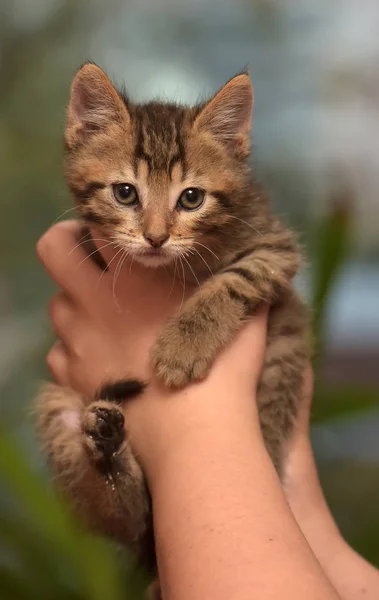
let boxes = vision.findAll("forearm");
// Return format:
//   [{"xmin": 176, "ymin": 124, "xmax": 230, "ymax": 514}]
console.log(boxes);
[
  {"xmin": 131, "ymin": 385, "xmax": 340, "ymax": 600},
  {"xmin": 325, "ymin": 541, "xmax": 379, "ymax": 600},
  {"xmin": 284, "ymin": 426, "xmax": 379, "ymax": 600},
  {"xmin": 290, "ymin": 479, "xmax": 379, "ymax": 600}
]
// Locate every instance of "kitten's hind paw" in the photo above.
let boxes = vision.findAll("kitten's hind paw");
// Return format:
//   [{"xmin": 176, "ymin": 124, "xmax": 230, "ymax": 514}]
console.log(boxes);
[{"xmin": 83, "ymin": 401, "xmax": 125, "ymax": 463}]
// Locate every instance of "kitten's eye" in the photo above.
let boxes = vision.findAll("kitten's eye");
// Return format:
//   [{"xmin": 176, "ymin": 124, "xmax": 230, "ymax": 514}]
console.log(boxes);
[
  {"xmin": 177, "ymin": 188, "xmax": 205, "ymax": 211},
  {"xmin": 112, "ymin": 183, "xmax": 139, "ymax": 206}
]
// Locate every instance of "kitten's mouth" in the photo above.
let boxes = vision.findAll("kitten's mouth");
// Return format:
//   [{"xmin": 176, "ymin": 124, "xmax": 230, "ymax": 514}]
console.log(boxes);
[
  {"xmin": 143, "ymin": 248, "xmax": 163, "ymax": 256},
  {"xmin": 135, "ymin": 247, "xmax": 173, "ymax": 268}
]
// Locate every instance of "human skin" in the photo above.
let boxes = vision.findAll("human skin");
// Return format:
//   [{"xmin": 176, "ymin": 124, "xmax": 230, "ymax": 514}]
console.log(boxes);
[
  {"xmin": 37, "ymin": 220, "xmax": 379, "ymax": 600},
  {"xmin": 283, "ymin": 369, "xmax": 379, "ymax": 600}
]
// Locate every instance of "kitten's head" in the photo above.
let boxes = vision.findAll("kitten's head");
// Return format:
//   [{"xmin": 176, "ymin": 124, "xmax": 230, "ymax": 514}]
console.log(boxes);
[{"xmin": 65, "ymin": 63, "xmax": 254, "ymax": 267}]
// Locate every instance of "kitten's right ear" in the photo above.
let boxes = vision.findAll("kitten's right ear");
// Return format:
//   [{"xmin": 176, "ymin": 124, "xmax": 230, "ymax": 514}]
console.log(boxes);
[
  {"xmin": 66, "ymin": 63, "xmax": 129, "ymax": 147},
  {"xmin": 194, "ymin": 73, "xmax": 253, "ymax": 159}
]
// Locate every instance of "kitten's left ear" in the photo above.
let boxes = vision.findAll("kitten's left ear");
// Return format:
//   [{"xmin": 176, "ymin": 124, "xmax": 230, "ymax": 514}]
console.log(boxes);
[
  {"xmin": 194, "ymin": 73, "xmax": 253, "ymax": 159},
  {"xmin": 66, "ymin": 62, "xmax": 129, "ymax": 147}
]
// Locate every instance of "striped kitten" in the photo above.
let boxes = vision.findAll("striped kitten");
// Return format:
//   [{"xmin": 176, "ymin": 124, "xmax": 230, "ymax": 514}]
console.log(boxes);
[{"xmin": 36, "ymin": 63, "xmax": 309, "ymax": 582}]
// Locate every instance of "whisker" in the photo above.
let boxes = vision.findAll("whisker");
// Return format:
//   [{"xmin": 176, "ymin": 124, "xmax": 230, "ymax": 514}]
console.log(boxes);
[
  {"xmin": 182, "ymin": 254, "xmax": 201, "ymax": 290},
  {"xmin": 113, "ymin": 230, "xmax": 140, "ymax": 242},
  {"xmin": 99, "ymin": 245, "xmax": 124, "ymax": 283},
  {"xmin": 228, "ymin": 215, "xmax": 263, "ymax": 236},
  {"xmin": 178, "ymin": 256, "xmax": 186, "ymax": 311},
  {"xmin": 112, "ymin": 249, "xmax": 129, "ymax": 311},
  {"xmin": 114, "ymin": 250, "xmax": 126, "ymax": 285},
  {"xmin": 191, "ymin": 246, "xmax": 214, "ymax": 277},
  {"xmin": 128, "ymin": 254, "xmax": 135, "ymax": 275},
  {"xmin": 192, "ymin": 241, "xmax": 220, "ymax": 260},
  {"xmin": 52, "ymin": 206, "xmax": 78, "ymax": 224},
  {"xmin": 69, "ymin": 236, "xmax": 110, "ymax": 255},
  {"xmin": 166, "ymin": 258, "xmax": 178, "ymax": 301},
  {"xmin": 68, "ymin": 230, "xmax": 92, "ymax": 254},
  {"xmin": 74, "ymin": 242, "xmax": 114, "ymax": 271},
  {"xmin": 111, "ymin": 253, "xmax": 124, "ymax": 312}
]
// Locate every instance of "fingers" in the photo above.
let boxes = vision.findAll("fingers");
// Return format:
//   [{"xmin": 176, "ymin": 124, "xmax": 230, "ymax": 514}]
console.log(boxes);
[
  {"xmin": 48, "ymin": 293, "xmax": 74, "ymax": 344},
  {"xmin": 46, "ymin": 340, "xmax": 70, "ymax": 387},
  {"xmin": 36, "ymin": 221, "xmax": 106, "ymax": 302}
]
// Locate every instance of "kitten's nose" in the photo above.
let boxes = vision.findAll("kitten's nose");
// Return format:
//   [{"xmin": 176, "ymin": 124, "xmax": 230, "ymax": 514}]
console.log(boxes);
[{"xmin": 143, "ymin": 233, "xmax": 169, "ymax": 249}]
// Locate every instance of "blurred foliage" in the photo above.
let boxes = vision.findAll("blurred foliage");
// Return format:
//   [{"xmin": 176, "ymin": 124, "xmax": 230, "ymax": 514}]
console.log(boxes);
[
  {"xmin": 0, "ymin": 0, "xmax": 378, "ymax": 594},
  {"xmin": 310, "ymin": 192, "xmax": 378, "ymax": 422},
  {"xmin": 311, "ymin": 193, "xmax": 352, "ymax": 354},
  {"xmin": 319, "ymin": 460, "xmax": 379, "ymax": 567},
  {"xmin": 0, "ymin": 429, "xmax": 147, "ymax": 599}
]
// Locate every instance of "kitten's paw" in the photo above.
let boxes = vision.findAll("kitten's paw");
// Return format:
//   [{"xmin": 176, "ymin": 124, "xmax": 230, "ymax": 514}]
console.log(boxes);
[
  {"xmin": 152, "ymin": 327, "xmax": 212, "ymax": 388},
  {"xmin": 83, "ymin": 401, "xmax": 125, "ymax": 461}
]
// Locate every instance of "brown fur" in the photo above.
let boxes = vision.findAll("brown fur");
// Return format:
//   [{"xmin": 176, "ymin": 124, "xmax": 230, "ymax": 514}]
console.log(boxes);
[{"xmin": 35, "ymin": 64, "xmax": 309, "ymax": 589}]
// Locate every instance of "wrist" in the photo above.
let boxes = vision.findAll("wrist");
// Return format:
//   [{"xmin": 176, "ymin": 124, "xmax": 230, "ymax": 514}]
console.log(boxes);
[
  {"xmin": 284, "ymin": 435, "xmax": 344, "ymax": 566},
  {"xmin": 125, "ymin": 377, "xmax": 261, "ymax": 483}
]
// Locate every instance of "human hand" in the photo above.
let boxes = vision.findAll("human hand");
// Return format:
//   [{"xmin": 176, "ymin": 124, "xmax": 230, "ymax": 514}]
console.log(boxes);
[
  {"xmin": 37, "ymin": 219, "xmax": 194, "ymax": 397},
  {"xmin": 37, "ymin": 220, "xmax": 268, "ymax": 465}
]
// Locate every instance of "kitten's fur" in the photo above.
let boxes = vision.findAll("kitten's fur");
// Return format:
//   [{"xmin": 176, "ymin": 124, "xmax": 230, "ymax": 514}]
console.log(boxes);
[{"xmin": 36, "ymin": 63, "xmax": 309, "ymax": 585}]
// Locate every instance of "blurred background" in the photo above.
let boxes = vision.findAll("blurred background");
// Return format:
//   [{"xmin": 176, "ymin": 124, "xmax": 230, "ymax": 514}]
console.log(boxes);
[{"xmin": 0, "ymin": 0, "xmax": 378, "ymax": 597}]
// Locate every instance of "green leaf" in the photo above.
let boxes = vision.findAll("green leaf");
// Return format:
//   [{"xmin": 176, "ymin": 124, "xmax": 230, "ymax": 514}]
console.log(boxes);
[
  {"xmin": 0, "ymin": 516, "xmax": 60, "ymax": 589},
  {"xmin": 311, "ymin": 198, "xmax": 351, "ymax": 357},
  {"xmin": 0, "ymin": 566, "xmax": 41, "ymax": 600},
  {"xmin": 0, "ymin": 429, "xmax": 81, "ymax": 556},
  {"xmin": 312, "ymin": 384, "xmax": 379, "ymax": 422}
]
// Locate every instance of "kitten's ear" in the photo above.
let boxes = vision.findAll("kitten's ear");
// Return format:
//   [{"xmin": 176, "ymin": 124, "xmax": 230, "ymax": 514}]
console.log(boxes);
[
  {"xmin": 66, "ymin": 63, "xmax": 129, "ymax": 147},
  {"xmin": 194, "ymin": 73, "xmax": 253, "ymax": 158}
]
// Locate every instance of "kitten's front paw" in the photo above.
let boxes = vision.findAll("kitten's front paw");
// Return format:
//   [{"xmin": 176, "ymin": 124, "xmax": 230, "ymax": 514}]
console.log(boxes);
[
  {"xmin": 83, "ymin": 401, "xmax": 125, "ymax": 461},
  {"xmin": 152, "ymin": 320, "xmax": 213, "ymax": 388}
]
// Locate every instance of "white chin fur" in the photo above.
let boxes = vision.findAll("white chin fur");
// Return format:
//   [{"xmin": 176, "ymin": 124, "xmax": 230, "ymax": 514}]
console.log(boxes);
[{"xmin": 134, "ymin": 253, "xmax": 174, "ymax": 268}]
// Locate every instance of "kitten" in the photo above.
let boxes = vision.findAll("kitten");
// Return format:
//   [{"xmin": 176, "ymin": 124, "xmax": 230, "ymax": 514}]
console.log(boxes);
[{"xmin": 36, "ymin": 63, "xmax": 309, "ymax": 586}]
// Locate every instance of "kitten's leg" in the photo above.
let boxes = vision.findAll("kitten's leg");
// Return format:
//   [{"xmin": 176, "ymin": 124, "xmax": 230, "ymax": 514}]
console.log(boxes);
[
  {"xmin": 81, "ymin": 399, "xmax": 150, "ymax": 544},
  {"xmin": 257, "ymin": 290, "xmax": 309, "ymax": 474},
  {"xmin": 152, "ymin": 243, "xmax": 299, "ymax": 387},
  {"xmin": 35, "ymin": 384, "xmax": 149, "ymax": 548}
]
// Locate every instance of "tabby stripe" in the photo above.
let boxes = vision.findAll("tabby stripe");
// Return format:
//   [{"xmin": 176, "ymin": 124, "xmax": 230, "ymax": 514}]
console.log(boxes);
[
  {"xmin": 226, "ymin": 267, "xmax": 255, "ymax": 284},
  {"xmin": 82, "ymin": 209, "xmax": 108, "ymax": 226},
  {"xmin": 70, "ymin": 182, "xmax": 106, "ymax": 204},
  {"xmin": 83, "ymin": 181, "xmax": 106, "ymax": 195},
  {"xmin": 135, "ymin": 122, "xmax": 152, "ymax": 173},
  {"xmin": 277, "ymin": 324, "xmax": 302, "ymax": 337},
  {"xmin": 226, "ymin": 285, "xmax": 255, "ymax": 314},
  {"xmin": 231, "ymin": 248, "xmax": 255, "ymax": 263},
  {"xmin": 83, "ymin": 209, "xmax": 121, "ymax": 227},
  {"xmin": 264, "ymin": 356, "xmax": 284, "ymax": 369},
  {"xmin": 211, "ymin": 191, "xmax": 231, "ymax": 207},
  {"xmin": 193, "ymin": 221, "xmax": 222, "ymax": 236},
  {"xmin": 232, "ymin": 242, "xmax": 294, "ymax": 264},
  {"xmin": 168, "ymin": 154, "xmax": 181, "ymax": 177}
]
